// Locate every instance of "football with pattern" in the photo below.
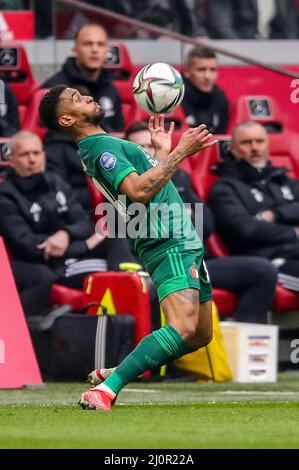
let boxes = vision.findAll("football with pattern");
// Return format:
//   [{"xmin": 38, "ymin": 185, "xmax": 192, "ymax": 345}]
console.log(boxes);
[{"xmin": 132, "ymin": 63, "xmax": 185, "ymax": 114}]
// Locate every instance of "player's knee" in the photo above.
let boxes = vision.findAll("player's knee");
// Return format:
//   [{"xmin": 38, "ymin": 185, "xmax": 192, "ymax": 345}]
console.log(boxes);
[
  {"xmin": 197, "ymin": 330, "xmax": 213, "ymax": 348},
  {"xmin": 177, "ymin": 305, "xmax": 199, "ymax": 343},
  {"xmin": 190, "ymin": 325, "xmax": 213, "ymax": 350},
  {"xmin": 180, "ymin": 324, "xmax": 198, "ymax": 344}
]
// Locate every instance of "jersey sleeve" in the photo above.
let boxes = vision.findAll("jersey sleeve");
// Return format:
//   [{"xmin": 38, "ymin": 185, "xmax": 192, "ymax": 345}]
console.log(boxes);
[{"xmin": 95, "ymin": 140, "xmax": 136, "ymax": 191}]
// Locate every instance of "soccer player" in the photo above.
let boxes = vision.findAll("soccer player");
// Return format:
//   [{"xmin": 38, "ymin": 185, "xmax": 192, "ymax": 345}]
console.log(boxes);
[{"xmin": 39, "ymin": 85, "xmax": 217, "ymax": 411}]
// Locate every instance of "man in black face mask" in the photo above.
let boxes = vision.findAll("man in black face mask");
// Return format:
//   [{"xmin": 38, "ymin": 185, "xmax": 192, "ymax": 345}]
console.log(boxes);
[
  {"xmin": 0, "ymin": 131, "xmax": 137, "ymax": 317},
  {"xmin": 182, "ymin": 47, "xmax": 230, "ymax": 134}
]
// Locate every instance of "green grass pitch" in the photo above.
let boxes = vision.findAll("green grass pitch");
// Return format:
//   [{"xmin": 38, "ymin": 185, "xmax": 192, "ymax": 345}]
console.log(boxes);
[{"xmin": 1, "ymin": 373, "xmax": 299, "ymax": 449}]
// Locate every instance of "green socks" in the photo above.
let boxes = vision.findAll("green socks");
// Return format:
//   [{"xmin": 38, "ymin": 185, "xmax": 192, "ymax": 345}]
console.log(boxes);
[{"xmin": 101, "ymin": 325, "xmax": 195, "ymax": 395}]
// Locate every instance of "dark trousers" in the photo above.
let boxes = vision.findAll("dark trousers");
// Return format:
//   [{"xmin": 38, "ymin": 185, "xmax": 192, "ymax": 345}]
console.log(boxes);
[
  {"xmin": 12, "ymin": 260, "xmax": 55, "ymax": 317},
  {"xmin": 206, "ymin": 256, "xmax": 278, "ymax": 323},
  {"xmin": 12, "ymin": 237, "xmax": 139, "ymax": 317}
]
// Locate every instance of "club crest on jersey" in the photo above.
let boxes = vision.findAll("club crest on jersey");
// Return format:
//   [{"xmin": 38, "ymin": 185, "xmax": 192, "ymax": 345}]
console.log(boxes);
[
  {"xmin": 99, "ymin": 152, "xmax": 116, "ymax": 170},
  {"xmin": 190, "ymin": 266, "xmax": 199, "ymax": 279}
]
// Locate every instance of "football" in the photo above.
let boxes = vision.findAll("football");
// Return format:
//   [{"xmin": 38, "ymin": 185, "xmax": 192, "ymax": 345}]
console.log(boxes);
[{"xmin": 132, "ymin": 62, "xmax": 185, "ymax": 114}]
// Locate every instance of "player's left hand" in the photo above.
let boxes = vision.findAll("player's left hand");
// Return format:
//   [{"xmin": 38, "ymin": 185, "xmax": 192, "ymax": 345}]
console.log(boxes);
[{"xmin": 149, "ymin": 114, "xmax": 175, "ymax": 153}]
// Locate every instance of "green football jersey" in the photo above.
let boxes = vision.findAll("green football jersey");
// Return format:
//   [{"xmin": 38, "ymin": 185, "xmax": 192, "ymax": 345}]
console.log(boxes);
[{"xmin": 77, "ymin": 133, "xmax": 202, "ymax": 264}]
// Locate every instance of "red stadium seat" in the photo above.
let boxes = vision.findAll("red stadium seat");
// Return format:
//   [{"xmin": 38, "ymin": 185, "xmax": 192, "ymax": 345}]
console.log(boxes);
[
  {"xmin": 212, "ymin": 284, "xmax": 299, "ymax": 317},
  {"xmin": 86, "ymin": 176, "xmax": 106, "ymax": 226},
  {"xmin": 268, "ymin": 132, "xmax": 299, "ymax": 177},
  {"xmin": 0, "ymin": 138, "xmax": 11, "ymax": 169},
  {"xmin": 179, "ymin": 155, "xmax": 192, "ymax": 174},
  {"xmin": 0, "ymin": 43, "xmax": 40, "ymax": 125},
  {"xmin": 190, "ymin": 135, "xmax": 230, "ymax": 201},
  {"xmin": 273, "ymin": 285, "xmax": 299, "ymax": 313},
  {"xmin": 104, "ymin": 42, "xmax": 140, "ymax": 128},
  {"xmin": 233, "ymin": 95, "xmax": 284, "ymax": 131},
  {"xmin": 104, "ymin": 42, "xmax": 133, "ymax": 81},
  {"xmin": 49, "ymin": 284, "xmax": 84, "ymax": 311},
  {"xmin": 206, "ymin": 232, "xmax": 229, "ymax": 258},
  {"xmin": 120, "ymin": 92, "xmax": 140, "ymax": 129},
  {"xmin": 212, "ymin": 289, "xmax": 238, "ymax": 317},
  {"xmin": 22, "ymin": 88, "xmax": 48, "ymax": 139}
]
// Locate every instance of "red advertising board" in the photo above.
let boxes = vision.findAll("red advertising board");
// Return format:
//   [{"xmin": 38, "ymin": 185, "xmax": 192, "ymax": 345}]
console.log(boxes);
[
  {"xmin": 0, "ymin": 237, "xmax": 43, "ymax": 388},
  {"xmin": 0, "ymin": 11, "xmax": 34, "ymax": 40}
]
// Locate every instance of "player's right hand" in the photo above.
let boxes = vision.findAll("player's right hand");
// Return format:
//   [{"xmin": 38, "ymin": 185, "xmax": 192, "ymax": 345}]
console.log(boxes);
[{"xmin": 176, "ymin": 124, "xmax": 218, "ymax": 158}]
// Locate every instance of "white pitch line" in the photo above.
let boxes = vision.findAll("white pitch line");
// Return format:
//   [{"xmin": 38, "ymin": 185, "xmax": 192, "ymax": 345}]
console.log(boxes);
[
  {"xmin": 122, "ymin": 389, "xmax": 299, "ymax": 396},
  {"xmin": 122, "ymin": 389, "xmax": 157, "ymax": 393},
  {"xmin": 218, "ymin": 391, "xmax": 299, "ymax": 396}
]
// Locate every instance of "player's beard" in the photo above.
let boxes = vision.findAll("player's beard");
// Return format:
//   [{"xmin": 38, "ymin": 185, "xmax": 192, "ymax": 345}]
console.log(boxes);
[{"xmin": 90, "ymin": 109, "xmax": 105, "ymax": 126}]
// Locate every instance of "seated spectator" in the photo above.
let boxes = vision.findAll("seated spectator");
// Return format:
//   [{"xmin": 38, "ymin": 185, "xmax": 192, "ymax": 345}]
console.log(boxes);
[
  {"xmin": 89, "ymin": 0, "xmax": 200, "ymax": 37},
  {"xmin": 42, "ymin": 23, "xmax": 124, "ymax": 132},
  {"xmin": 207, "ymin": 0, "xmax": 297, "ymax": 39},
  {"xmin": 125, "ymin": 121, "xmax": 277, "ymax": 323},
  {"xmin": 182, "ymin": 47, "xmax": 230, "ymax": 134},
  {"xmin": 0, "ymin": 0, "xmax": 23, "ymax": 9},
  {"xmin": 33, "ymin": 0, "xmax": 53, "ymax": 39},
  {"xmin": 0, "ymin": 131, "xmax": 137, "ymax": 316},
  {"xmin": 207, "ymin": 0, "xmax": 258, "ymax": 39},
  {"xmin": 188, "ymin": 0, "xmax": 209, "ymax": 39},
  {"xmin": 268, "ymin": 0, "xmax": 298, "ymax": 39},
  {"xmin": 0, "ymin": 81, "xmax": 20, "ymax": 137},
  {"xmin": 208, "ymin": 121, "xmax": 299, "ymax": 293}
]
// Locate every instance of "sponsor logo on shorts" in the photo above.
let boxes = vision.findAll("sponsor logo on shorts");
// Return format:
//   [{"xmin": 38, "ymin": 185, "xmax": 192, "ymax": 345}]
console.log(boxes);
[
  {"xmin": 190, "ymin": 266, "xmax": 199, "ymax": 279},
  {"xmin": 99, "ymin": 152, "xmax": 116, "ymax": 170}
]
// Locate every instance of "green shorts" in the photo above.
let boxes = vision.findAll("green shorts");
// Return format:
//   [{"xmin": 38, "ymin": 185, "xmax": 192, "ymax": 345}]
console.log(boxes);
[{"xmin": 145, "ymin": 245, "xmax": 213, "ymax": 303}]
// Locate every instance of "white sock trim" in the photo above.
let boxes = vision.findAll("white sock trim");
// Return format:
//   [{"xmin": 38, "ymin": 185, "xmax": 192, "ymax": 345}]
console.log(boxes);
[{"xmin": 94, "ymin": 383, "xmax": 116, "ymax": 399}]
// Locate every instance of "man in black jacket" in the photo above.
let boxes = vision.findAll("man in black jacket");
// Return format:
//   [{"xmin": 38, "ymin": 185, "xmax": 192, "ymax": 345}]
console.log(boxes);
[
  {"xmin": 206, "ymin": 0, "xmax": 297, "ymax": 39},
  {"xmin": 182, "ymin": 47, "xmax": 230, "ymax": 134},
  {"xmin": 125, "ymin": 121, "xmax": 277, "ymax": 323},
  {"xmin": 0, "ymin": 131, "xmax": 136, "ymax": 316},
  {"xmin": 207, "ymin": 0, "xmax": 258, "ymax": 39},
  {"xmin": 42, "ymin": 23, "xmax": 124, "ymax": 132},
  {"xmin": 87, "ymin": 0, "xmax": 201, "ymax": 37},
  {"xmin": 44, "ymin": 130, "xmax": 92, "ymax": 211},
  {"xmin": 209, "ymin": 121, "xmax": 299, "ymax": 292}
]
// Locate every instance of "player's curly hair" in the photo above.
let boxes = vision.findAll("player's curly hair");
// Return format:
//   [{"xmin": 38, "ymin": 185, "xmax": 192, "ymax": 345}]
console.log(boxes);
[{"xmin": 39, "ymin": 84, "xmax": 68, "ymax": 131}]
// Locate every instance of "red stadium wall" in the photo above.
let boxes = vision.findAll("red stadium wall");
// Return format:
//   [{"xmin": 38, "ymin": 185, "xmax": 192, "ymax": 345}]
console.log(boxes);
[{"xmin": 218, "ymin": 66, "xmax": 299, "ymax": 133}]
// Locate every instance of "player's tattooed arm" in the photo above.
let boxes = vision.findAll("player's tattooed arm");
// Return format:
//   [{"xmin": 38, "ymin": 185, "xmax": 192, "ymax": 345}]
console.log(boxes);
[
  {"xmin": 119, "ymin": 125, "xmax": 217, "ymax": 203},
  {"xmin": 173, "ymin": 289, "xmax": 200, "ymax": 305},
  {"xmin": 119, "ymin": 149, "xmax": 184, "ymax": 202},
  {"xmin": 140, "ymin": 151, "xmax": 185, "ymax": 194}
]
